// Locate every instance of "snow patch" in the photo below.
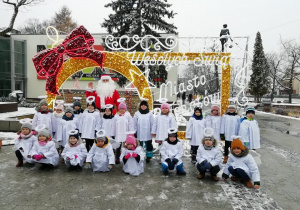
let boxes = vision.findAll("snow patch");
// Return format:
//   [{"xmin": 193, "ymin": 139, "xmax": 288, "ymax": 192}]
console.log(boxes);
[
  {"xmin": 256, "ymin": 111, "xmax": 300, "ymax": 121},
  {"xmin": 158, "ymin": 192, "xmax": 168, "ymax": 200},
  {"xmin": 0, "ymin": 107, "xmax": 36, "ymax": 120}
]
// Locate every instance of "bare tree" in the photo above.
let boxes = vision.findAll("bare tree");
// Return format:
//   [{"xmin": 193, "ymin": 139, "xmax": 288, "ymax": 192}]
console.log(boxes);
[
  {"xmin": 266, "ymin": 52, "xmax": 285, "ymax": 102},
  {"xmin": 19, "ymin": 18, "xmax": 50, "ymax": 34},
  {"xmin": 281, "ymin": 39, "xmax": 300, "ymax": 103},
  {"xmin": 0, "ymin": 0, "xmax": 44, "ymax": 36}
]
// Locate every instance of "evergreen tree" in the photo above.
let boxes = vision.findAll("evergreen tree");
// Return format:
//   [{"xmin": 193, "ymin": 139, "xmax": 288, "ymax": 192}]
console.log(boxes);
[
  {"xmin": 52, "ymin": 5, "xmax": 77, "ymax": 34},
  {"xmin": 249, "ymin": 32, "xmax": 270, "ymax": 102},
  {"xmin": 101, "ymin": 0, "xmax": 177, "ymax": 87}
]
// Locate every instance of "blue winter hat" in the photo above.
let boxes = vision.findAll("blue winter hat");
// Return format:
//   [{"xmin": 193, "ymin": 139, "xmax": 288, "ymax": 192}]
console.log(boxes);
[{"xmin": 246, "ymin": 107, "xmax": 255, "ymax": 115}]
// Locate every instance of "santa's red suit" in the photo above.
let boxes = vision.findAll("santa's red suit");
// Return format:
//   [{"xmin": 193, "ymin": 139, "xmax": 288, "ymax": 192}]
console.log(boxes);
[{"xmin": 86, "ymin": 75, "xmax": 120, "ymax": 113}]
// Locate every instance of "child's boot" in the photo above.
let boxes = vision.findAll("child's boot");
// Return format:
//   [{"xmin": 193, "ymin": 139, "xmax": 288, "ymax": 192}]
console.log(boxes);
[
  {"xmin": 246, "ymin": 179, "xmax": 253, "ymax": 188},
  {"xmin": 163, "ymin": 169, "xmax": 169, "ymax": 176},
  {"xmin": 191, "ymin": 155, "xmax": 196, "ymax": 163},
  {"xmin": 197, "ymin": 173, "xmax": 205, "ymax": 179},
  {"xmin": 177, "ymin": 170, "xmax": 186, "ymax": 176},
  {"xmin": 211, "ymin": 176, "xmax": 220, "ymax": 181},
  {"xmin": 16, "ymin": 159, "xmax": 23, "ymax": 167},
  {"xmin": 231, "ymin": 176, "xmax": 240, "ymax": 181}
]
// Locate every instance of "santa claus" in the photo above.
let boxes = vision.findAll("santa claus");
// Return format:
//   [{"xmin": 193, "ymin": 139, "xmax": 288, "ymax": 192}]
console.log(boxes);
[{"xmin": 86, "ymin": 74, "xmax": 120, "ymax": 113}]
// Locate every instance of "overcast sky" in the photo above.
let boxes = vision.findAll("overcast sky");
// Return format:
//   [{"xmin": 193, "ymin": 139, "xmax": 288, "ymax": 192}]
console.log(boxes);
[{"xmin": 1, "ymin": 0, "xmax": 300, "ymax": 54}]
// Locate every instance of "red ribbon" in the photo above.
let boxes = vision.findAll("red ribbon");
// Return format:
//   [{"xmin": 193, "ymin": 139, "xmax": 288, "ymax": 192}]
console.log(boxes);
[{"xmin": 32, "ymin": 25, "xmax": 105, "ymax": 94}]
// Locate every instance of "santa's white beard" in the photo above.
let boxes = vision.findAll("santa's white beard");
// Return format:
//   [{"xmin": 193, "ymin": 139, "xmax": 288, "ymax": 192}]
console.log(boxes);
[{"xmin": 96, "ymin": 80, "xmax": 116, "ymax": 98}]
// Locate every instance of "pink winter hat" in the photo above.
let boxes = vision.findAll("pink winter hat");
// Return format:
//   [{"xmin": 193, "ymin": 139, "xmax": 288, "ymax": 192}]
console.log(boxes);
[
  {"xmin": 118, "ymin": 102, "xmax": 127, "ymax": 110},
  {"xmin": 126, "ymin": 134, "xmax": 136, "ymax": 147},
  {"xmin": 56, "ymin": 104, "xmax": 64, "ymax": 110},
  {"xmin": 161, "ymin": 103, "xmax": 170, "ymax": 110},
  {"xmin": 211, "ymin": 105, "xmax": 220, "ymax": 112}
]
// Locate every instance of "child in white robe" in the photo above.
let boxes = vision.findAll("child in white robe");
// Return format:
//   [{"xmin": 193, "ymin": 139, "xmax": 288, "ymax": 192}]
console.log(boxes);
[
  {"xmin": 239, "ymin": 107, "xmax": 261, "ymax": 150},
  {"xmin": 160, "ymin": 128, "xmax": 186, "ymax": 176},
  {"xmin": 85, "ymin": 130, "xmax": 115, "ymax": 172},
  {"xmin": 120, "ymin": 134, "xmax": 145, "ymax": 176},
  {"xmin": 32, "ymin": 99, "xmax": 56, "ymax": 138},
  {"xmin": 102, "ymin": 104, "xmax": 114, "ymax": 138},
  {"xmin": 185, "ymin": 107, "xmax": 206, "ymax": 163},
  {"xmin": 111, "ymin": 101, "xmax": 134, "ymax": 164},
  {"xmin": 205, "ymin": 105, "xmax": 221, "ymax": 142},
  {"xmin": 30, "ymin": 128, "xmax": 59, "ymax": 170},
  {"xmin": 222, "ymin": 137, "xmax": 260, "ymax": 189},
  {"xmin": 79, "ymin": 99, "xmax": 101, "ymax": 152},
  {"xmin": 195, "ymin": 128, "xmax": 222, "ymax": 181},
  {"xmin": 133, "ymin": 99, "xmax": 154, "ymax": 163},
  {"xmin": 220, "ymin": 104, "xmax": 241, "ymax": 163},
  {"xmin": 61, "ymin": 130, "xmax": 87, "ymax": 172},
  {"xmin": 152, "ymin": 103, "xmax": 177, "ymax": 145},
  {"xmin": 14, "ymin": 119, "xmax": 37, "ymax": 167}
]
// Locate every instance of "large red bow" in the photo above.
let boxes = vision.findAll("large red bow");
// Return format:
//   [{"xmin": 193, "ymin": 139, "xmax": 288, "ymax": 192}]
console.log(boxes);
[{"xmin": 32, "ymin": 25, "xmax": 105, "ymax": 94}]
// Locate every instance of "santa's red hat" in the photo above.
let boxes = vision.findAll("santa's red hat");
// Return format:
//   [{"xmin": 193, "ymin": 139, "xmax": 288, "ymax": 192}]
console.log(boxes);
[{"xmin": 101, "ymin": 74, "xmax": 111, "ymax": 80}]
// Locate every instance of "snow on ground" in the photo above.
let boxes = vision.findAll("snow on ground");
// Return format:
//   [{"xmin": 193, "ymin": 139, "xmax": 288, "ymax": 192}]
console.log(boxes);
[
  {"xmin": 0, "ymin": 107, "xmax": 35, "ymax": 120},
  {"xmin": 256, "ymin": 110, "xmax": 300, "ymax": 121}
]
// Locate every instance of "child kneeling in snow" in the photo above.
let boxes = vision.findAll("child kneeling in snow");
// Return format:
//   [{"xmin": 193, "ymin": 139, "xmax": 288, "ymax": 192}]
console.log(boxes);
[
  {"xmin": 85, "ymin": 130, "xmax": 115, "ymax": 172},
  {"xmin": 196, "ymin": 128, "xmax": 222, "ymax": 181},
  {"xmin": 30, "ymin": 128, "xmax": 59, "ymax": 171},
  {"xmin": 120, "ymin": 133, "xmax": 145, "ymax": 176},
  {"xmin": 61, "ymin": 130, "xmax": 87, "ymax": 172},
  {"xmin": 222, "ymin": 136, "xmax": 260, "ymax": 189},
  {"xmin": 14, "ymin": 119, "xmax": 37, "ymax": 167},
  {"xmin": 160, "ymin": 128, "xmax": 186, "ymax": 176}
]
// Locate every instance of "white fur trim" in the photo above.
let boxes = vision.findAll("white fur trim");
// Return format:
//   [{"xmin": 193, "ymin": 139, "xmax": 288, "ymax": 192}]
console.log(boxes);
[
  {"xmin": 86, "ymin": 87, "xmax": 95, "ymax": 92},
  {"xmin": 86, "ymin": 96, "xmax": 95, "ymax": 103},
  {"xmin": 101, "ymin": 75, "xmax": 111, "ymax": 80},
  {"xmin": 73, "ymin": 97, "xmax": 82, "ymax": 100}
]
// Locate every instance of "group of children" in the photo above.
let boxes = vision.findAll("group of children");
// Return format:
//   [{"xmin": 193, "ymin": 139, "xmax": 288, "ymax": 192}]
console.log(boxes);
[{"xmin": 14, "ymin": 98, "xmax": 261, "ymax": 188}]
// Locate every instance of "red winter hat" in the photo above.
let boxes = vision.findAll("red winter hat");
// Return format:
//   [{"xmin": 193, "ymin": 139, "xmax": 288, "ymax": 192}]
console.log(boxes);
[
  {"xmin": 126, "ymin": 134, "xmax": 136, "ymax": 147},
  {"xmin": 101, "ymin": 74, "xmax": 111, "ymax": 80}
]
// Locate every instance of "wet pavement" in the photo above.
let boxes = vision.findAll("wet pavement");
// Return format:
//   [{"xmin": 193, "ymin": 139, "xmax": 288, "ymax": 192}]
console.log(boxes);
[{"xmin": 0, "ymin": 112, "xmax": 299, "ymax": 209}]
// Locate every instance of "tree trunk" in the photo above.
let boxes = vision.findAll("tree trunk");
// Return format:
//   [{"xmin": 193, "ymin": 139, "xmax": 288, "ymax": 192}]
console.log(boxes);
[
  {"xmin": 271, "ymin": 74, "xmax": 276, "ymax": 102},
  {"xmin": 0, "ymin": 5, "xmax": 18, "ymax": 36},
  {"xmin": 289, "ymin": 77, "xmax": 293, "ymax": 103}
]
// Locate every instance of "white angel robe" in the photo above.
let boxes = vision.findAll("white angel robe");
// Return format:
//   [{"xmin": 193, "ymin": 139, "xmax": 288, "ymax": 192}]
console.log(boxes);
[
  {"xmin": 185, "ymin": 117, "xmax": 206, "ymax": 146},
  {"xmin": 111, "ymin": 112, "xmax": 134, "ymax": 143},
  {"xmin": 196, "ymin": 144, "xmax": 223, "ymax": 169},
  {"xmin": 205, "ymin": 115, "xmax": 221, "ymax": 141},
  {"xmin": 86, "ymin": 143, "xmax": 115, "ymax": 172},
  {"xmin": 223, "ymin": 152, "xmax": 260, "ymax": 183},
  {"xmin": 239, "ymin": 119, "xmax": 261, "ymax": 149},
  {"xmin": 152, "ymin": 114, "xmax": 177, "ymax": 141},
  {"xmin": 56, "ymin": 118, "xmax": 79, "ymax": 147},
  {"xmin": 220, "ymin": 114, "xmax": 241, "ymax": 141},
  {"xmin": 133, "ymin": 111, "xmax": 154, "ymax": 141},
  {"xmin": 61, "ymin": 143, "xmax": 87, "ymax": 167},
  {"xmin": 14, "ymin": 135, "xmax": 37, "ymax": 163},
  {"xmin": 32, "ymin": 112, "xmax": 57, "ymax": 135},
  {"xmin": 30, "ymin": 141, "xmax": 59, "ymax": 166},
  {"xmin": 160, "ymin": 140, "xmax": 183, "ymax": 166},
  {"xmin": 79, "ymin": 110, "xmax": 102, "ymax": 139},
  {"xmin": 102, "ymin": 118, "xmax": 114, "ymax": 138},
  {"xmin": 120, "ymin": 146, "xmax": 145, "ymax": 176}
]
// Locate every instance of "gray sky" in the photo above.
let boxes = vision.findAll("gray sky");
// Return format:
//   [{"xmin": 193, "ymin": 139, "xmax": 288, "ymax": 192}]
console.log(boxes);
[{"xmin": 1, "ymin": 0, "xmax": 300, "ymax": 54}]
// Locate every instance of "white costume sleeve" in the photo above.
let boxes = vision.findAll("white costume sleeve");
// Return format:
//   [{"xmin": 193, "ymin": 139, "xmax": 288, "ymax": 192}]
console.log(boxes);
[
  {"xmin": 246, "ymin": 155, "xmax": 260, "ymax": 182},
  {"xmin": 210, "ymin": 149, "xmax": 223, "ymax": 167},
  {"xmin": 160, "ymin": 142, "xmax": 168, "ymax": 161},
  {"xmin": 239, "ymin": 121, "xmax": 249, "ymax": 142},
  {"xmin": 185, "ymin": 118, "xmax": 193, "ymax": 139},
  {"xmin": 174, "ymin": 142, "xmax": 183, "ymax": 160},
  {"xmin": 32, "ymin": 113, "xmax": 38, "ymax": 130},
  {"xmin": 133, "ymin": 112, "xmax": 138, "ymax": 132},
  {"xmin": 43, "ymin": 142, "xmax": 58, "ymax": 158},
  {"xmin": 106, "ymin": 144, "xmax": 115, "ymax": 165},
  {"xmin": 86, "ymin": 144, "xmax": 96, "ymax": 163}
]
